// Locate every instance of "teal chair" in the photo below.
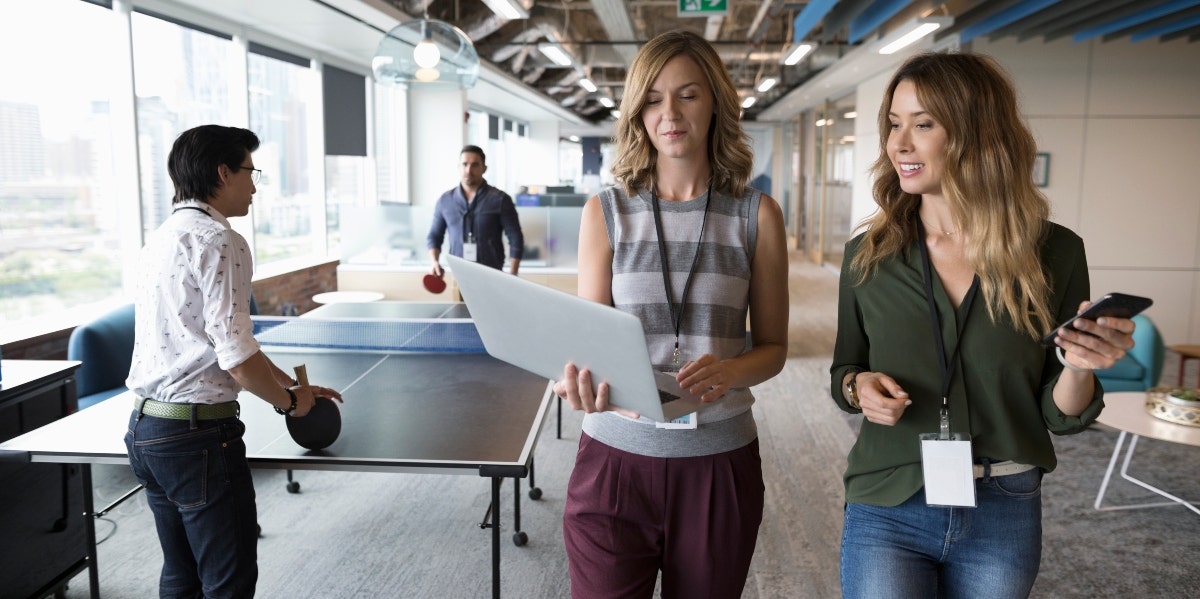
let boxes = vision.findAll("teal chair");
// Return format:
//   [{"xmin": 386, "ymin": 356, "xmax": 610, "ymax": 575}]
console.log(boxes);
[
  {"xmin": 67, "ymin": 303, "xmax": 136, "ymax": 411},
  {"xmin": 67, "ymin": 296, "xmax": 259, "ymax": 411},
  {"xmin": 1095, "ymin": 314, "xmax": 1164, "ymax": 393}
]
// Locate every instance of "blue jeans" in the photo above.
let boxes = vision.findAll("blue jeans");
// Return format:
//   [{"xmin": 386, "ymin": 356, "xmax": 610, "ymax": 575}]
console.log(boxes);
[
  {"xmin": 125, "ymin": 409, "xmax": 258, "ymax": 599},
  {"xmin": 840, "ymin": 468, "xmax": 1043, "ymax": 599}
]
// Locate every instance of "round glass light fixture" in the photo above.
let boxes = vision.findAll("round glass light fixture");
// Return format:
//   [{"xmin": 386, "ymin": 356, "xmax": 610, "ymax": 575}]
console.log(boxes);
[
  {"xmin": 413, "ymin": 39, "xmax": 440, "ymax": 69},
  {"xmin": 374, "ymin": 19, "xmax": 478, "ymax": 89}
]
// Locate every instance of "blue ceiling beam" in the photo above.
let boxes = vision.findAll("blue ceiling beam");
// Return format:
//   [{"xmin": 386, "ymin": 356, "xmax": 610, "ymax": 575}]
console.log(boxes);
[
  {"xmin": 960, "ymin": 0, "xmax": 1063, "ymax": 42},
  {"xmin": 792, "ymin": 0, "xmax": 840, "ymax": 42},
  {"xmin": 1074, "ymin": 0, "xmax": 1200, "ymax": 41},
  {"xmin": 1131, "ymin": 12, "xmax": 1200, "ymax": 40},
  {"xmin": 849, "ymin": 0, "xmax": 913, "ymax": 45}
]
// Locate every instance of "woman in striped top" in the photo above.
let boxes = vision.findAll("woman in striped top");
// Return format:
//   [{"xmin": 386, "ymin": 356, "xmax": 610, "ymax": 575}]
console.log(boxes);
[{"xmin": 553, "ymin": 30, "xmax": 789, "ymax": 598}]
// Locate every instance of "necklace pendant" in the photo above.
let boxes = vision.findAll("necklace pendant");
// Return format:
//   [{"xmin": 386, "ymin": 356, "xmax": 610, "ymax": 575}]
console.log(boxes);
[{"xmin": 672, "ymin": 347, "xmax": 681, "ymax": 368}]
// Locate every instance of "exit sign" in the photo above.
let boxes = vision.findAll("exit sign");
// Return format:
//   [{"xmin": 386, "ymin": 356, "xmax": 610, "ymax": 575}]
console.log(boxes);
[{"xmin": 679, "ymin": 0, "xmax": 728, "ymax": 17}]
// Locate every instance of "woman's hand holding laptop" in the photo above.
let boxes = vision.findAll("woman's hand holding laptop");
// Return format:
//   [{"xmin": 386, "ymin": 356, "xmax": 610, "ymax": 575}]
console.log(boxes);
[{"xmin": 554, "ymin": 362, "xmax": 641, "ymax": 420}]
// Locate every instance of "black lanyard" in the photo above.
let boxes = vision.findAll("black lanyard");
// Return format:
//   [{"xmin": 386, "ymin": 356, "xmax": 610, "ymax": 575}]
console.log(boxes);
[
  {"xmin": 461, "ymin": 187, "xmax": 481, "ymax": 243},
  {"xmin": 173, "ymin": 206, "xmax": 213, "ymax": 218},
  {"xmin": 650, "ymin": 184, "xmax": 712, "ymax": 368},
  {"xmin": 915, "ymin": 220, "xmax": 979, "ymax": 438}
]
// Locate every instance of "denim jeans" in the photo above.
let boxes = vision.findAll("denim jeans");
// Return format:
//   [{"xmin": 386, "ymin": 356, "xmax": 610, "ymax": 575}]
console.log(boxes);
[
  {"xmin": 840, "ymin": 468, "xmax": 1043, "ymax": 599},
  {"xmin": 125, "ymin": 409, "xmax": 258, "ymax": 599}
]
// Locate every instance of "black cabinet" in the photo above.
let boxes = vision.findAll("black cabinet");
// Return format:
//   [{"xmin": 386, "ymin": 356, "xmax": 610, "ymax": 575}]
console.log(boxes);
[{"xmin": 0, "ymin": 360, "xmax": 86, "ymax": 599}]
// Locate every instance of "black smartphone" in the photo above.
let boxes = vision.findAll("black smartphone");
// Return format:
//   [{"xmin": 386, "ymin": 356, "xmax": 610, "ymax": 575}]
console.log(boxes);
[{"xmin": 1040, "ymin": 292, "xmax": 1153, "ymax": 347}]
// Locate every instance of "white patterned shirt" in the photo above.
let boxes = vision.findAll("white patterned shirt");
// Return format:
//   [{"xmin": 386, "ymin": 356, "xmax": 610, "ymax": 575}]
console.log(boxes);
[{"xmin": 126, "ymin": 200, "xmax": 260, "ymax": 404}]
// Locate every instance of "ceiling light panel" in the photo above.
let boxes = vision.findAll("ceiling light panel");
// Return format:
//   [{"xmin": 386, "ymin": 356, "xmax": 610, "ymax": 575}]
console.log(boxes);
[{"xmin": 481, "ymin": 0, "xmax": 529, "ymax": 20}]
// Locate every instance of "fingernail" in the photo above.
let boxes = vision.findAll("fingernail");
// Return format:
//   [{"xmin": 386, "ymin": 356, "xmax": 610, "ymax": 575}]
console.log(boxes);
[{"xmin": 905, "ymin": 400, "xmax": 912, "ymax": 406}]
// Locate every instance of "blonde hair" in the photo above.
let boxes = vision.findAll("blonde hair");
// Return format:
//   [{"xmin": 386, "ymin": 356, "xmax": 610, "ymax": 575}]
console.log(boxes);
[
  {"xmin": 852, "ymin": 52, "xmax": 1053, "ymax": 339},
  {"xmin": 610, "ymin": 30, "xmax": 753, "ymax": 197}
]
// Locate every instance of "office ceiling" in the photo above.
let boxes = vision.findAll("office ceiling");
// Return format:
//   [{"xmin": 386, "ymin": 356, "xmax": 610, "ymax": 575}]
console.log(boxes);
[{"xmin": 376, "ymin": 0, "xmax": 1200, "ymax": 123}]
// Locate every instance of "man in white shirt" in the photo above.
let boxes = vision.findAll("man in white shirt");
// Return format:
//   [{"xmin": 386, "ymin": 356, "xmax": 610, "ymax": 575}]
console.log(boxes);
[{"xmin": 124, "ymin": 125, "xmax": 342, "ymax": 598}]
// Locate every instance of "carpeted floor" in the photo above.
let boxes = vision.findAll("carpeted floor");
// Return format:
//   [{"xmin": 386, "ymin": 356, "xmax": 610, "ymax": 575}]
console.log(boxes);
[{"xmin": 60, "ymin": 254, "xmax": 1200, "ymax": 598}]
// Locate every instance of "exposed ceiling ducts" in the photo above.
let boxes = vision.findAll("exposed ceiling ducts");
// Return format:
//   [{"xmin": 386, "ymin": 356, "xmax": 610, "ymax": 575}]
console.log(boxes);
[{"xmin": 381, "ymin": 0, "xmax": 1200, "ymax": 123}]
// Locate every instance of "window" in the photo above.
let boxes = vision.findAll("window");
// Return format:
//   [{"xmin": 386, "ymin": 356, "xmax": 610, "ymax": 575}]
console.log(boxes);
[
  {"xmin": 248, "ymin": 44, "xmax": 319, "ymax": 264},
  {"xmin": 131, "ymin": 11, "xmax": 239, "ymax": 239},
  {"xmin": 0, "ymin": 0, "xmax": 123, "ymax": 328},
  {"xmin": 374, "ymin": 83, "xmax": 408, "ymax": 204},
  {"xmin": 323, "ymin": 65, "xmax": 371, "ymax": 255}
]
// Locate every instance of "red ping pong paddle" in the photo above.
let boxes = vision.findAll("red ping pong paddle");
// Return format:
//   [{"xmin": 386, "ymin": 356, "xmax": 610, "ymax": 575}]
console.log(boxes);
[
  {"xmin": 423, "ymin": 273, "xmax": 447, "ymax": 294},
  {"xmin": 286, "ymin": 365, "xmax": 341, "ymax": 451}
]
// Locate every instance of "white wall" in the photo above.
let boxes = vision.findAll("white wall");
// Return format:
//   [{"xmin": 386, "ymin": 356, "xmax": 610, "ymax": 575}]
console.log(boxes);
[
  {"xmin": 843, "ymin": 38, "xmax": 1200, "ymax": 345},
  {"xmin": 407, "ymin": 86, "xmax": 466, "ymax": 206},
  {"xmin": 526, "ymin": 120, "xmax": 561, "ymax": 188},
  {"xmin": 973, "ymin": 37, "xmax": 1200, "ymax": 345}
]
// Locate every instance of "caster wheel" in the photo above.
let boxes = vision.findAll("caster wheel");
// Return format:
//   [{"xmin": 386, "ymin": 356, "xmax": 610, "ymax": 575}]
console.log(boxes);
[
  {"xmin": 528, "ymin": 487, "xmax": 543, "ymax": 500},
  {"xmin": 287, "ymin": 481, "xmax": 301, "ymax": 494},
  {"xmin": 512, "ymin": 531, "xmax": 528, "ymax": 546}
]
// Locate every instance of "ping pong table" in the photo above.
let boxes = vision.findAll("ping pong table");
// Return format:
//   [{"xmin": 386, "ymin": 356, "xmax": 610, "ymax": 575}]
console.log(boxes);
[{"xmin": 0, "ymin": 302, "xmax": 554, "ymax": 599}]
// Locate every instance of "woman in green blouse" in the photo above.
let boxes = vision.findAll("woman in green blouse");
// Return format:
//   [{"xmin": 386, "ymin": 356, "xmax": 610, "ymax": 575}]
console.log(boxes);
[{"xmin": 830, "ymin": 52, "xmax": 1137, "ymax": 598}]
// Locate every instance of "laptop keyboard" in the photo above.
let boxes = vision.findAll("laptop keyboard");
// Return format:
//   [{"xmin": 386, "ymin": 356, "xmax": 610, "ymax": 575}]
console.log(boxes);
[{"xmin": 658, "ymin": 389, "xmax": 680, "ymax": 405}]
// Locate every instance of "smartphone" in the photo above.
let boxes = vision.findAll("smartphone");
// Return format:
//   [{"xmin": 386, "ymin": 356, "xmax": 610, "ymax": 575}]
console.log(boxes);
[{"xmin": 1040, "ymin": 292, "xmax": 1153, "ymax": 347}]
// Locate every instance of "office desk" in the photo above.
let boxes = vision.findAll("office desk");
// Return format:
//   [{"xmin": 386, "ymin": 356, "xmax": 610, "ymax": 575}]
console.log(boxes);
[{"xmin": 0, "ymin": 360, "xmax": 86, "ymax": 599}]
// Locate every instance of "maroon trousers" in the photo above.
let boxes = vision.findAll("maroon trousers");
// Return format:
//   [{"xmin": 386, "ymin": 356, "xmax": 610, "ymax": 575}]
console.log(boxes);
[{"xmin": 563, "ymin": 433, "xmax": 765, "ymax": 599}]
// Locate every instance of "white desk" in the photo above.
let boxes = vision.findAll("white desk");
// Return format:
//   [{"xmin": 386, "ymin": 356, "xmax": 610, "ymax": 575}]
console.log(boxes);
[{"xmin": 1094, "ymin": 391, "xmax": 1200, "ymax": 515}]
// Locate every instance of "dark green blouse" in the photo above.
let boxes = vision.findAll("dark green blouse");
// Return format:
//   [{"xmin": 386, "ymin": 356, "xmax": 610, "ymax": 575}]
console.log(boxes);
[{"xmin": 830, "ymin": 222, "xmax": 1105, "ymax": 506}]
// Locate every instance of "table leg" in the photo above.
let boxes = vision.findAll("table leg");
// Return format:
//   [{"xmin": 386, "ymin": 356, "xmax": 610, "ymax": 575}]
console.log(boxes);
[
  {"xmin": 513, "ymin": 476, "xmax": 526, "ymax": 547},
  {"xmin": 82, "ymin": 464, "xmax": 100, "ymax": 599},
  {"xmin": 491, "ymin": 476, "xmax": 501, "ymax": 599},
  {"xmin": 1094, "ymin": 432, "xmax": 1200, "ymax": 515}
]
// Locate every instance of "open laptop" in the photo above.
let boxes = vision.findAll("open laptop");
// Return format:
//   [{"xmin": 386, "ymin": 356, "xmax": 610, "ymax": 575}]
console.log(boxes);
[{"xmin": 446, "ymin": 255, "xmax": 701, "ymax": 422}]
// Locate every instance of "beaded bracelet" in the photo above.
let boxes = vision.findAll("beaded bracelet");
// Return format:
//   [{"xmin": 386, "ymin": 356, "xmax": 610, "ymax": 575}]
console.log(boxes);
[{"xmin": 275, "ymin": 387, "xmax": 298, "ymax": 415}]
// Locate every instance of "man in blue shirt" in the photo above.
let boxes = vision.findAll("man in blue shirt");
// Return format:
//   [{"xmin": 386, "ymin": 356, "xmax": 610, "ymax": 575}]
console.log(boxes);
[{"xmin": 427, "ymin": 145, "xmax": 524, "ymax": 278}]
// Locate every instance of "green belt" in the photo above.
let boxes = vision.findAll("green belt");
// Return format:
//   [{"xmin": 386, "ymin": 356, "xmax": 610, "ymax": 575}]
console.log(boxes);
[{"xmin": 136, "ymin": 398, "xmax": 240, "ymax": 420}]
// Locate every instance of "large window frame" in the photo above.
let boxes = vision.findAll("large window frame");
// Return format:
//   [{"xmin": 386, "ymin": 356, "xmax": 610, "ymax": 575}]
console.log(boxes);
[{"xmin": 0, "ymin": 0, "xmax": 389, "ymax": 339}]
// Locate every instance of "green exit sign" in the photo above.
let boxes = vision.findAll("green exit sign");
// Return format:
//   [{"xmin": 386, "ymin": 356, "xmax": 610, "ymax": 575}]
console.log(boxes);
[{"xmin": 679, "ymin": 0, "xmax": 728, "ymax": 17}]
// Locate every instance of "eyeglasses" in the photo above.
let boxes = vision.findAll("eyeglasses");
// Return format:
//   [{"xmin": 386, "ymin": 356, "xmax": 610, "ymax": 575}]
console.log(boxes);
[{"xmin": 232, "ymin": 164, "xmax": 263, "ymax": 185}]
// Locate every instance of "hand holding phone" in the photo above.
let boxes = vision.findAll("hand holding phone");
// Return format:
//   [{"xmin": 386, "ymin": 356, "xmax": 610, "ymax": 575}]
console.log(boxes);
[{"xmin": 1040, "ymin": 292, "xmax": 1152, "ymax": 347}]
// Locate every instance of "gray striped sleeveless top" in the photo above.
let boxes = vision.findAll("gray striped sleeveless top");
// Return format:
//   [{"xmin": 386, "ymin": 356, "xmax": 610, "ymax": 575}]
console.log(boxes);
[{"xmin": 580, "ymin": 184, "xmax": 760, "ymax": 458}]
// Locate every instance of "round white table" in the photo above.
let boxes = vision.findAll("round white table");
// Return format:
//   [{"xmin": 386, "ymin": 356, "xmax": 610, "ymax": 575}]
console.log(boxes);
[
  {"xmin": 311, "ymin": 291, "xmax": 385, "ymax": 304},
  {"xmin": 1093, "ymin": 391, "xmax": 1200, "ymax": 515}
]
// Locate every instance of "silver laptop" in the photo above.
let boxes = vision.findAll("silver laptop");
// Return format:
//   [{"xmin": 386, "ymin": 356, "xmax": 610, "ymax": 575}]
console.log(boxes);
[{"xmin": 446, "ymin": 255, "xmax": 700, "ymax": 422}]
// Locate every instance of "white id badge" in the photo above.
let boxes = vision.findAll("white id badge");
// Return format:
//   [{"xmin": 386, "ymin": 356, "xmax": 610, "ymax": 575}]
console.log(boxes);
[
  {"xmin": 919, "ymin": 433, "xmax": 976, "ymax": 507},
  {"xmin": 462, "ymin": 242, "xmax": 478, "ymax": 262},
  {"xmin": 655, "ymin": 412, "xmax": 697, "ymax": 430}
]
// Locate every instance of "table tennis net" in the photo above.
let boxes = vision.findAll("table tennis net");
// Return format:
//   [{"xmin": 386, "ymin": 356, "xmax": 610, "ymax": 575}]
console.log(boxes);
[{"xmin": 251, "ymin": 316, "xmax": 485, "ymax": 353}]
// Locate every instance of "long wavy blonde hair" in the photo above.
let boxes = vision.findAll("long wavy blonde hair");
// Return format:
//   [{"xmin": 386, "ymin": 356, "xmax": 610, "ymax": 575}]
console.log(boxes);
[
  {"xmin": 852, "ymin": 52, "xmax": 1053, "ymax": 339},
  {"xmin": 609, "ymin": 30, "xmax": 753, "ymax": 197}
]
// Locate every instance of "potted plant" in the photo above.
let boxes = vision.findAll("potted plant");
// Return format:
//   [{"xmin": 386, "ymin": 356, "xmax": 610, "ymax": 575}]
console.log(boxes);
[{"xmin": 1166, "ymin": 388, "xmax": 1200, "ymax": 406}]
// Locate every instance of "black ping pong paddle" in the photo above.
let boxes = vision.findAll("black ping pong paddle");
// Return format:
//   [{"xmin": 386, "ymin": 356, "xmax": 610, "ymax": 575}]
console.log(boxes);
[{"xmin": 286, "ymin": 365, "xmax": 341, "ymax": 451}]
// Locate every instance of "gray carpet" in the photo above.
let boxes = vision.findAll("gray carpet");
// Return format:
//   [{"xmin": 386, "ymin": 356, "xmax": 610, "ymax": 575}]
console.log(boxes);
[{"xmin": 60, "ymin": 256, "xmax": 1200, "ymax": 598}]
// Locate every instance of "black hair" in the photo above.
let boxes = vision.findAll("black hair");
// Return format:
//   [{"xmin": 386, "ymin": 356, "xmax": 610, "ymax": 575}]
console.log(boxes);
[
  {"xmin": 460, "ymin": 144, "xmax": 486, "ymax": 164},
  {"xmin": 167, "ymin": 125, "xmax": 261, "ymax": 204}
]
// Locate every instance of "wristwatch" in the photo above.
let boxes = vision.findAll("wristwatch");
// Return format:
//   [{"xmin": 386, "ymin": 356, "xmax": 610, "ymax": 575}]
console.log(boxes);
[{"xmin": 844, "ymin": 372, "xmax": 861, "ymax": 409}]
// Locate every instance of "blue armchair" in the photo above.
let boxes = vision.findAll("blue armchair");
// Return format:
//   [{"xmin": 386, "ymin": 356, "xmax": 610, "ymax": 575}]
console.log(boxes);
[
  {"xmin": 67, "ymin": 297, "xmax": 260, "ymax": 411},
  {"xmin": 1095, "ymin": 314, "xmax": 1164, "ymax": 393},
  {"xmin": 67, "ymin": 303, "xmax": 136, "ymax": 410}
]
